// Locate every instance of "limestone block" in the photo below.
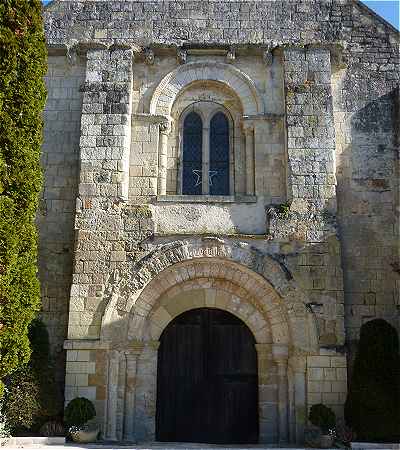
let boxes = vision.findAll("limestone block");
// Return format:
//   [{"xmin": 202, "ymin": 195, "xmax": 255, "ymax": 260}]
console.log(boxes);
[
  {"xmin": 76, "ymin": 350, "xmax": 90, "ymax": 362},
  {"xmin": 75, "ymin": 374, "xmax": 89, "ymax": 387},
  {"xmin": 307, "ymin": 356, "xmax": 331, "ymax": 368},
  {"xmin": 308, "ymin": 368, "xmax": 324, "ymax": 380},
  {"xmin": 331, "ymin": 381, "xmax": 347, "ymax": 393},
  {"xmin": 77, "ymin": 387, "xmax": 96, "ymax": 402},
  {"xmin": 330, "ymin": 356, "xmax": 346, "ymax": 368}
]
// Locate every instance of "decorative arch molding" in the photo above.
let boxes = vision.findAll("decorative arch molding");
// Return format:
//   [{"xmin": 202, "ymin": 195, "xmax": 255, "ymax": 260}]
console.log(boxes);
[
  {"xmin": 100, "ymin": 238, "xmax": 318, "ymax": 354},
  {"xmin": 148, "ymin": 281, "xmax": 272, "ymax": 343},
  {"xmin": 131, "ymin": 263, "xmax": 282, "ymax": 344},
  {"xmin": 149, "ymin": 61, "xmax": 264, "ymax": 117}
]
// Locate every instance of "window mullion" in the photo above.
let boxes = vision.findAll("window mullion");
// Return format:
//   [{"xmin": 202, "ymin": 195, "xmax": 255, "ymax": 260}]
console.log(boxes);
[{"xmin": 203, "ymin": 125, "xmax": 210, "ymax": 195}]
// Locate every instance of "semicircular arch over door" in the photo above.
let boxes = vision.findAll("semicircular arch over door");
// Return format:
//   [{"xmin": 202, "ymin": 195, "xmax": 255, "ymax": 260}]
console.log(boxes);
[{"xmin": 156, "ymin": 307, "xmax": 259, "ymax": 444}]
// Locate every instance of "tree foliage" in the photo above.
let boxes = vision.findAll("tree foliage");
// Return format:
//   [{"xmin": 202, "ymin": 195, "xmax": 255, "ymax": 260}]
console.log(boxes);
[
  {"xmin": 3, "ymin": 366, "xmax": 41, "ymax": 430},
  {"xmin": 0, "ymin": 0, "xmax": 47, "ymax": 389},
  {"xmin": 345, "ymin": 319, "xmax": 400, "ymax": 442},
  {"xmin": 2, "ymin": 320, "xmax": 61, "ymax": 432}
]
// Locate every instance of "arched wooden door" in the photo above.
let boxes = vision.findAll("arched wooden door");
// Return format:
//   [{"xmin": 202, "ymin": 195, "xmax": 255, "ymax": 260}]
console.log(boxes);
[{"xmin": 156, "ymin": 308, "xmax": 258, "ymax": 444}]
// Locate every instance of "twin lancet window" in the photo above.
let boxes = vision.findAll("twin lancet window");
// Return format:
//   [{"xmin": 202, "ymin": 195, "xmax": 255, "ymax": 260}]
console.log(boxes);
[{"xmin": 181, "ymin": 111, "xmax": 230, "ymax": 196}]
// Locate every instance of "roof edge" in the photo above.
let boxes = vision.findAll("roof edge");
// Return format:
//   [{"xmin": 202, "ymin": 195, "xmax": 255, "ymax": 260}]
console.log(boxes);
[{"xmin": 354, "ymin": 0, "xmax": 400, "ymax": 36}]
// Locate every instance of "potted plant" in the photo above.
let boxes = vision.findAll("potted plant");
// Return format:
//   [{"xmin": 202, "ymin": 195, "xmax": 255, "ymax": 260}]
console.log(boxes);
[
  {"xmin": 64, "ymin": 397, "xmax": 98, "ymax": 443},
  {"xmin": 309, "ymin": 403, "xmax": 336, "ymax": 448}
]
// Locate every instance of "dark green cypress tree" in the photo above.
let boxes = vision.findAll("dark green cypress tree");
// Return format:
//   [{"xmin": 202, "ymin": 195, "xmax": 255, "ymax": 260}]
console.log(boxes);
[
  {"xmin": 0, "ymin": 0, "xmax": 47, "ymax": 395},
  {"xmin": 345, "ymin": 319, "xmax": 400, "ymax": 442}
]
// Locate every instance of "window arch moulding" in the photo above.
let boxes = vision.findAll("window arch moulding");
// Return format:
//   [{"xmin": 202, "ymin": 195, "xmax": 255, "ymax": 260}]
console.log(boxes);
[{"xmin": 149, "ymin": 61, "xmax": 264, "ymax": 118}]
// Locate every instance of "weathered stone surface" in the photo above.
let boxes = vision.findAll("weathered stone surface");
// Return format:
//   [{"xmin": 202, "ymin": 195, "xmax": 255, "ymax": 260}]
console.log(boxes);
[{"xmin": 40, "ymin": 0, "xmax": 399, "ymax": 445}]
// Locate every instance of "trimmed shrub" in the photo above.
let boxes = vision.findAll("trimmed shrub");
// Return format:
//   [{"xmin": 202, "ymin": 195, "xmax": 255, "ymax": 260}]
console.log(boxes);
[
  {"xmin": 64, "ymin": 398, "xmax": 96, "ymax": 428},
  {"xmin": 0, "ymin": 0, "xmax": 47, "ymax": 380},
  {"xmin": 309, "ymin": 403, "xmax": 336, "ymax": 434},
  {"xmin": 345, "ymin": 319, "xmax": 400, "ymax": 442}
]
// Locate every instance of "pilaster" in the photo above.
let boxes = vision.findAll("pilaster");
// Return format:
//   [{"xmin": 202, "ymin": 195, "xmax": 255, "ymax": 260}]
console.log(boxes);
[
  {"xmin": 283, "ymin": 46, "xmax": 336, "ymax": 214},
  {"xmin": 79, "ymin": 48, "xmax": 133, "ymax": 202},
  {"xmin": 68, "ymin": 47, "xmax": 134, "ymax": 340}
]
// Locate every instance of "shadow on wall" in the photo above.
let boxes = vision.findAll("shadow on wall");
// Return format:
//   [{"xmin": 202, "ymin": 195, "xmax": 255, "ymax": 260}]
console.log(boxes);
[{"xmin": 336, "ymin": 87, "xmax": 400, "ymax": 375}]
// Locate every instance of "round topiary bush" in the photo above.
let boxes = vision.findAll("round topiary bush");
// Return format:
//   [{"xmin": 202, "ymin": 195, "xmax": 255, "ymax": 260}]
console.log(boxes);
[
  {"xmin": 309, "ymin": 403, "xmax": 336, "ymax": 434},
  {"xmin": 345, "ymin": 319, "xmax": 400, "ymax": 442},
  {"xmin": 64, "ymin": 398, "xmax": 96, "ymax": 428}
]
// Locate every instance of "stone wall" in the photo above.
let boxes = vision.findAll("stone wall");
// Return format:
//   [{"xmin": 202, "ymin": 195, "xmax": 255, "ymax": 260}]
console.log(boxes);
[
  {"xmin": 307, "ymin": 351, "xmax": 347, "ymax": 419},
  {"xmin": 40, "ymin": 0, "xmax": 399, "ymax": 442},
  {"xmin": 37, "ymin": 54, "xmax": 85, "ymax": 380},
  {"xmin": 42, "ymin": 0, "xmax": 399, "ymax": 352},
  {"xmin": 331, "ymin": 15, "xmax": 399, "ymax": 357}
]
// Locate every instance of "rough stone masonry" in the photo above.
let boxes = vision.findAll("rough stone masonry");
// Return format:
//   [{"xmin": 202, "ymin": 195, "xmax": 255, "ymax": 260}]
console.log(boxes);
[{"xmin": 38, "ymin": 0, "xmax": 399, "ymax": 444}]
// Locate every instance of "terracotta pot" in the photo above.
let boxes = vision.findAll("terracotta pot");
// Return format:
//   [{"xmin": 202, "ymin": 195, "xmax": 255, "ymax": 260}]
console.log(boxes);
[{"xmin": 70, "ymin": 428, "xmax": 99, "ymax": 443}]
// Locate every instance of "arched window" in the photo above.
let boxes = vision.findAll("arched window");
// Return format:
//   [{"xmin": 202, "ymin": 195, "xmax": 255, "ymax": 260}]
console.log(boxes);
[
  {"xmin": 180, "ymin": 105, "xmax": 232, "ymax": 197},
  {"xmin": 209, "ymin": 112, "xmax": 230, "ymax": 196},
  {"xmin": 182, "ymin": 112, "xmax": 203, "ymax": 195}
]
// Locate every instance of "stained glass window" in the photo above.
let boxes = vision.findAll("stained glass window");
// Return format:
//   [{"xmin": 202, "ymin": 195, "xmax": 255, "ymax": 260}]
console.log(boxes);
[
  {"xmin": 182, "ymin": 112, "xmax": 203, "ymax": 195},
  {"xmin": 209, "ymin": 112, "xmax": 230, "ymax": 196}
]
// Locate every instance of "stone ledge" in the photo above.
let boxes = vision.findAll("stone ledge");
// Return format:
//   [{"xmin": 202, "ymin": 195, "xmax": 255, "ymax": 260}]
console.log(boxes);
[
  {"xmin": 156, "ymin": 195, "xmax": 257, "ymax": 204},
  {"xmin": 351, "ymin": 444, "xmax": 400, "ymax": 450},
  {"xmin": 64, "ymin": 339, "xmax": 111, "ymax": 350}
]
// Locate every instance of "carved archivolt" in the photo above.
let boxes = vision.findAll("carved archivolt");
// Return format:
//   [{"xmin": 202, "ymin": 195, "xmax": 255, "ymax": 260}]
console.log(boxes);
[{"xmin": 100, "ymin": 238, "xmax": 318, "ymax": 354}]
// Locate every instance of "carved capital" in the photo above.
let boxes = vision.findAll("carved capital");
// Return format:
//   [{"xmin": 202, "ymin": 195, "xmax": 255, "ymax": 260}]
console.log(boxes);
[
  {"xmin": 177, "ymin": 48, "xmax": 187, "ymax": 64},
  {"xmin": 125, "ymin": 340, "xmax": 144, "ymax": 356},
  {"xmin": 263, "ymin": 44, "xmax": 276, "ymax": 67},
  {"xmin": 289, "ymin": 355, "xmax": 307, "ymax": 373},
  {"xmin": 159, "ymin": 120, "xmax": 172, "ymax": 135},
  {"xmin": 147, "ymin": 340, "xmax": 160, "ymax": 351},
  {"xmin": 144, "ymin": 48, "xmax": 154, "ymax": 65},
  {"xmin": 242, "ymin": 120, "xmax": 254, "ymax": 135},
  {"xmin": 226, "ymin": 47, "xmax": 236, "ymax": 64}
]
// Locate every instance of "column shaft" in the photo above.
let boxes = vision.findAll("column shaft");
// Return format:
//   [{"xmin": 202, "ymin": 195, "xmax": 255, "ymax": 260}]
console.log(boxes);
[
  {"xmin": 106, "ymin": 350, "xmax": 120, "ymax": 441},
  {"xmin": 277, "ymin": 360, "xmax": 289, "ymax": 444},
  {"xmin": 158, "ymin": 123, "xmax": 169, "ymax": 195},
  {"xmin": 255, "ymin": 343, "xmax": 272, "ymax": 443},
  {"xmin": 124, "ymin": 345, "xmax": 143, "ymax": 441},
  {"xmin": 245, "ymin": 127, "xmax": 255, "ymax": 196}
]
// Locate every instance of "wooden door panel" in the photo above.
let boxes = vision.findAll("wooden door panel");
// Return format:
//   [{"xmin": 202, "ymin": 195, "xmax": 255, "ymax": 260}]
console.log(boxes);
[{"xmin": 156, "ymin": 308, "xmax": 258, "ymax": 444}]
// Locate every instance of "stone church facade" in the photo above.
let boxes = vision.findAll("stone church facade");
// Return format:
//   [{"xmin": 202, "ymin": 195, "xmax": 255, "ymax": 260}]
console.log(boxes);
[{"xmin": 39, "ymin": 0, "xmax": 399, "ymax": 444}]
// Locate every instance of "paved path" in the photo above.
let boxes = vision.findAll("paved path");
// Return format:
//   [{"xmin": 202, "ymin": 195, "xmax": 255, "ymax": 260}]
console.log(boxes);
[{"xmin": 1, "ymin": 443, "xmax": 317, "ymax": 450}]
